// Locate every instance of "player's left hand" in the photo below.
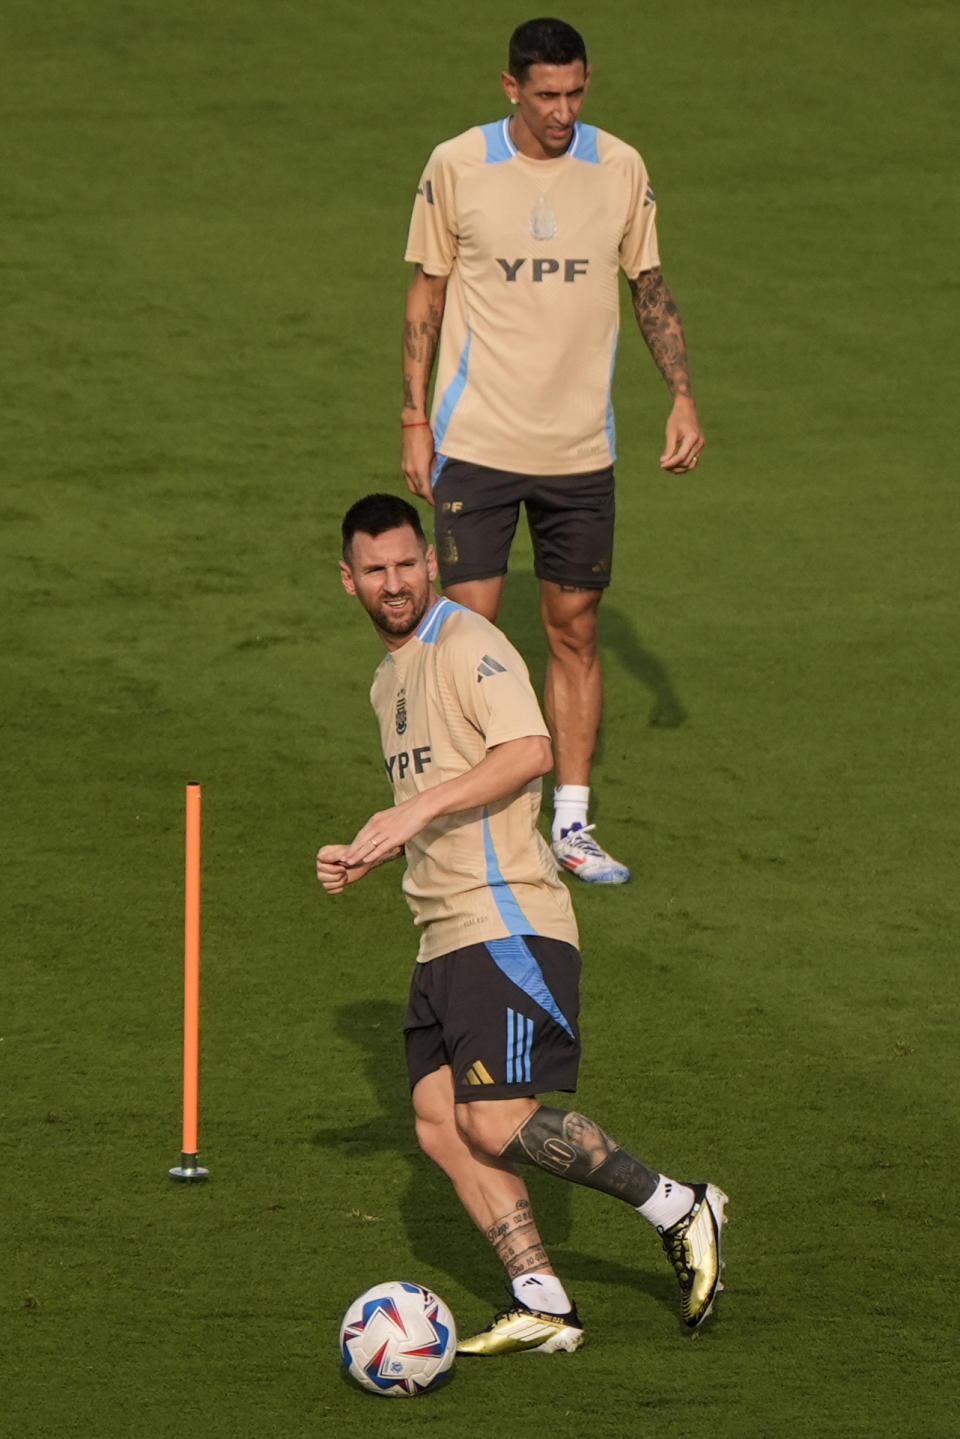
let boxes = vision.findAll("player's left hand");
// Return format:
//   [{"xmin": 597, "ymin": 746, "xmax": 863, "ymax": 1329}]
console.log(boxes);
[
  {"xmin": 660, "ymin": 395, "xmax": 705, "ymax": 473},
  {"xmin": 344, "ymin": 799, "xmax": 429, "ymax": 868}
]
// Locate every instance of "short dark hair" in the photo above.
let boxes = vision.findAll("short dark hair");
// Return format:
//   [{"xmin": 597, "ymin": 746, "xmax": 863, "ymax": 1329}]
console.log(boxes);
[
  {"xmin": 508, "ymin": 17, "xmax": 587, "ymax": 81},
  {"xmin": 341, "ymin": 493, "xmax": 426, "ymax": 560}
]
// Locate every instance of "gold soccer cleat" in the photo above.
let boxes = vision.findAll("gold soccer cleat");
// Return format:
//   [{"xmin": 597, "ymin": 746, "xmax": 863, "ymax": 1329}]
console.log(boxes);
[
  {"xmin": 456, "ymin": 1302, "xmax": 585, "ymax": 1356},
  {"xmin": 659, "ymin": 1181, "xmax": 729, "ymax": 1331}
]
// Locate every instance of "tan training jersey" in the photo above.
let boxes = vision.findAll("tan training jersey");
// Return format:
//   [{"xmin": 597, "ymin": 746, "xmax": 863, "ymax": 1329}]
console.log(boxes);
[
  {"xmin": 405, "ymin": 118, "xmax": 660, "ymax": 476},
  {"xmin": 369, "ymin": 597, "xmax": 578, "ymax": 961}
]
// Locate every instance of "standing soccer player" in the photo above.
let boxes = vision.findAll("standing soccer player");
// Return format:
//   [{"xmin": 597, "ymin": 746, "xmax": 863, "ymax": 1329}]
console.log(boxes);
[
  {"xmin": 401, "ymin": 17, "xmax": 705, "ymax": 886},
  {"xmin": 317, "ymin": 493, "xmax": 726, "ymax": 1354}
]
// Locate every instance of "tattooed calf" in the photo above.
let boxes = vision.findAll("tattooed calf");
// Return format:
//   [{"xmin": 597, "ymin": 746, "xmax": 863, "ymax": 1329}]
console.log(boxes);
[
  {"xmin": 485, "ymin": 1198, "xmax": 550, "ymax": 1279},
  {"xmin": 501, "ymin": 1105, "xmax": 658, "ymax": 1207}
]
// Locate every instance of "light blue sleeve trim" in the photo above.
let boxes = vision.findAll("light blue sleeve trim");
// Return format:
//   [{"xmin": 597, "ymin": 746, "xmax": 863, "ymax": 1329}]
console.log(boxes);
[
  {"xmin": 481, "ymin": 118, "xmax": 516, "ymax": 163},
  {"xmin": 570, "ymin": 122, "xmax": 601, "ymax": 164},
  {"xmin": 431, "ymin": 453, "xmax": 449, "ymax": 489},
  {"xmin": 416, "ymin": 596, "xmax": 461, "ymax": 645},
  {"xmin": 482, "ymin": 812, "xmax": 536, "ymax": 936},
  {"xmin": 605, "ymin": 324, "xmax": 619, "ymax": 460},
  {"xmin": 433, "ymin": 330, "xmax": 472, "ymax": 451}
]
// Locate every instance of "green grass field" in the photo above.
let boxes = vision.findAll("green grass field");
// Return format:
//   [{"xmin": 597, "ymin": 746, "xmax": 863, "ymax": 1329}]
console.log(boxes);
[{"xmin": 3, "ymin": 1, "xmax": 958, "ymax": 1434}]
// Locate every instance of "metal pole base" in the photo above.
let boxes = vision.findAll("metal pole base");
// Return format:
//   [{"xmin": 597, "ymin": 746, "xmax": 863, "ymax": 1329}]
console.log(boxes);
[{"xmin": 169, "ymin": 1152, "xmax": 209, "ymax": 1182}]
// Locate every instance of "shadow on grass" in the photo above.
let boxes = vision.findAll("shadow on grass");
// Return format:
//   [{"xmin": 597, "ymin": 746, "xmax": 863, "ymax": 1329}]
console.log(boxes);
[
  {"xmin": 315, "ymin": 1000, "xmax": 672, "ymax": 1318},
  {"xmin": 599, "ymin": 604, "xmax": 688, "ymax": 729}
]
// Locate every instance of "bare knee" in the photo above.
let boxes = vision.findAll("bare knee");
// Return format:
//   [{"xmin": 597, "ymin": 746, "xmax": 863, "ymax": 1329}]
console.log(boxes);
[
  {"xmin": 541, "ymin": 587, "xmax": 601, "ymax": 661},
  {"xmin": 415, "ymin": 1109, "xmax": 464, "ymax": 1173},
  {"xmin": 456, "ymin": 1098, "xmax": 537, "ymax": 1158},
  {"xmin": 548, "ymin": 625, "xmax": 598, "ymax": 665},
  {"xmin": 412, "ymin": 1068, "xmax": 469, "ymax": 1175}
]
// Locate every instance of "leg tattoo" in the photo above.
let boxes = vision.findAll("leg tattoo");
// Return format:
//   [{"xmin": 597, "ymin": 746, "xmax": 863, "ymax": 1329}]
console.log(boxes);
[
  {"xmin": 501, "ymin": 1106, "xmax": 659, "ymax": 1207},
  {"xmin": 486, "ymin": 1198, "xmax": 551, "ymax": 1280}
]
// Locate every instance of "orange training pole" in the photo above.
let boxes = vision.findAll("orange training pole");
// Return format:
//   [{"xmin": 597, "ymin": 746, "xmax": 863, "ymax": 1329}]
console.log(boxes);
[{"xmin": 170, "ymin": 783, "xmax": 209, "ymax": 1182}]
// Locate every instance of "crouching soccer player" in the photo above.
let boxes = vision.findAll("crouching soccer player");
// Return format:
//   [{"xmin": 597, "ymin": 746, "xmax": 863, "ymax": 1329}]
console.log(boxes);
[{"xmin": 317, "ymin": 494, "xmax": 726, "ymax": 1352}]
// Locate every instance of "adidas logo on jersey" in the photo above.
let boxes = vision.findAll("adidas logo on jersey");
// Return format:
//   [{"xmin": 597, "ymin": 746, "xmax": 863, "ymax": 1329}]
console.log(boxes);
[{"xmin": 477, "ymin": 654, "xmax": 507, "ymax": 682}]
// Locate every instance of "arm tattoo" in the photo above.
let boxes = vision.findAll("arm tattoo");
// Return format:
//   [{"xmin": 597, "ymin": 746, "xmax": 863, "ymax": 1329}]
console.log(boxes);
[
  {"xmin": 501, "ymin": 1105, "xmax": 658, "ymax": 1208},
  {"xmin": 484, "ymin": 1198, "xmax": 550, "ymax": 1279},
  {"xmin": 402, "ymin": 304, "xmax": 443, "ymax": 363},
  {"xmin": 402, "ymin": 266, "xmax": 444, "ymax": 415},
  {"xmin": 628, "ymin": 266, "xmax": 693, "ymax": 398}
]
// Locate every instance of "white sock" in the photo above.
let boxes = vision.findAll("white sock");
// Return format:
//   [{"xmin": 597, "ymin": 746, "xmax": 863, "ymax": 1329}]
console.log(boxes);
[
  {"xmin": 636, "ymin": 1175, "xmax": 696, "ymax": 1230},
  {"xmin": 552, "ymin": 784, "xmax": 590, "ymax": 843},
  {"xmin": 512, "ymin": 1271, "xmax": 572, "ymax": 1316}
]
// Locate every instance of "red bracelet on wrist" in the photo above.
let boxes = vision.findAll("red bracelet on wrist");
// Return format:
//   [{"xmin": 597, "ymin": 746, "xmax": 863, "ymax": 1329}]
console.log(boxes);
[{"xmin": 401, "ymin": 419, "xmax": 432, "ymax": 429}]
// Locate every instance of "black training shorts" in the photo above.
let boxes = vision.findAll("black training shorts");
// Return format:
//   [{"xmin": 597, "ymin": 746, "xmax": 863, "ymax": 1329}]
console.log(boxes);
[
  {"xmin": 432, "ymin": 458, "xmax": 615, "ymax": 590},
  {"xmin": 404, "ymin": 935, "xmax": 582, "ymax": 1102}
]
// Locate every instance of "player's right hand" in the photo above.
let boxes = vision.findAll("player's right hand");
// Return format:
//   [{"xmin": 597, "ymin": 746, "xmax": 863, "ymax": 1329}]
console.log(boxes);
[
  {"xmin": 401, "ymin": 424, "xmax": 436, "ymax": 506},
  {"xmin": 316, "ymin": 844, "xmax": 353, "ymax": 895}
]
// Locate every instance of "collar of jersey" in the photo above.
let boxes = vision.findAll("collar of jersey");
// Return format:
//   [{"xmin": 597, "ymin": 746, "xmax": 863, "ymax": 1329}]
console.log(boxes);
[
  {"xmin": 499, "ymin": 115, "xmax": 584, "ymax": 161},
  {"xmin": 414, "ymin": 595, "xmax": 456, "ymax": 645}
]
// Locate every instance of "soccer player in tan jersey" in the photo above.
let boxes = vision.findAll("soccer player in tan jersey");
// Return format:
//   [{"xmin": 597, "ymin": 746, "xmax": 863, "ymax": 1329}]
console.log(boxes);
[
  {"xmin": 317, "ymin": 494, "xmax": 726, "ymax": 1354},
  {"xmin": 401, "ymin": 18, "xmax": 706, "ymax": 887}
]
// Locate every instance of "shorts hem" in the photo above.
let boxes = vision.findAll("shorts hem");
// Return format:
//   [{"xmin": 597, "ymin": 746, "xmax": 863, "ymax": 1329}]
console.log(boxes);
[
  {"xmin": 454, "ymin": 1079, "xmax": 578, "ymax": 1103},
  {"xmin": 534, "ymin": 568, "xmax": 611, "ymax": 591},
  {"xmin": 439, "ymin": 567, "xmax": 508, "ymax": 588}
]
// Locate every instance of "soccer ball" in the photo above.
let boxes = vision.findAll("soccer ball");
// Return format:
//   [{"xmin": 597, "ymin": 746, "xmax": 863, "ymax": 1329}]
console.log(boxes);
[{"xmin": 340, "ymin": 1280, "xmax": 457, "ymax": 1397}]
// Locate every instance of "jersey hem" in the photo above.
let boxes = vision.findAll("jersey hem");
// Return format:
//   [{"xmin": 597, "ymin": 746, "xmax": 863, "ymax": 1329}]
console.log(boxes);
[
  {"xmin": 405, "ymin": 248, "xmax": 453, "ymax": 277},
  {"xmin": 415, "ymin": 920, "xmax": 579, "ymax": 964},
  {"xmin": 437, "ymin": 442, "xmax": 616, "ymax": 477}
]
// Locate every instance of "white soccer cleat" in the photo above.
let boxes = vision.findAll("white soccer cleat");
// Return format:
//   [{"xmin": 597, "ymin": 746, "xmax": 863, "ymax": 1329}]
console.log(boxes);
[{"xmin": 552, "ymin": 824, "xmax": 630, "ymax": 885}]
